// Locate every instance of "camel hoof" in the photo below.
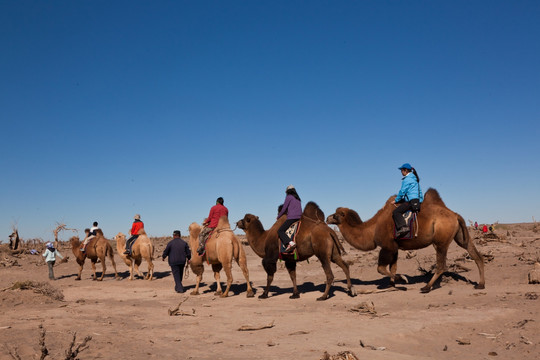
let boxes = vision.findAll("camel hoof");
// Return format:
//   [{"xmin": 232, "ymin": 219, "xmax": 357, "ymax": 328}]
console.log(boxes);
[
  {"xmin": 395, "ymin": 274, "xmax": 408, "ymax": 284},
  {"xmin": 258, "ymin": 293, "xmax": 269, "ymax": 299},
  {"xmin": 214, "ymin": 291, "xmax": 222, "ymax": 296},
  {"xmin": 289, "ymin": 293, "xmax": 300, "ymax": 299},
  {"xmin": 349, "ymin": 288, "xmax": 357, "ymax": 297},
  {"xmin": 75, "ymin": 278, "xmax": 81, "ymax": 281},
  {"xmin": 190, "ymin": 291, "xmax": 200, "ymax": 296},
  {"xmin": 316, "ymin": 296, "xmax": 328, "ymax": 301},
  {"xmin": 420, "ymin": 286, "xmax": 431, "ymax": 293},
  {"xmin": 97, "ymin": 278, "xmax": 103, "ymax": 282},
  {"xmin": 246, "ymin": 292, "xmax": 255, "ymax": 298},
  {"xmin": 220, "ymin": 294, "xmax": 228, "ymax": 298},
  {"xmin": 474, "ymin": 284, "xmax": 485, "ymax": 290}
]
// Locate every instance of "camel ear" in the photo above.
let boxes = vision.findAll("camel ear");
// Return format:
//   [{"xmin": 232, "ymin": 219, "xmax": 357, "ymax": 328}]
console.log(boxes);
[{"xmin": 256, "ymin": 216, "xmax": 259, "ymax": 220}]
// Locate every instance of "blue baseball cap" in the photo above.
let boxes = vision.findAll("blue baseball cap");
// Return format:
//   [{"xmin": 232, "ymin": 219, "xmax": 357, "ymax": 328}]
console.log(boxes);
[{"xmin": 398, "ymin": 163, "xmax": 412, "ymax": 170}]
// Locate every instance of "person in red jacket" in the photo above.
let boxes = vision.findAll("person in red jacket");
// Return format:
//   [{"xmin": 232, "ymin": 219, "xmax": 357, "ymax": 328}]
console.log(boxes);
[
  {"xmin": 197, "ymin": 197, "xmax": 228, "ymax": 255},
  {"xmin": 125, "ymin": 214, "xmax": 144, "ymax": 255}
]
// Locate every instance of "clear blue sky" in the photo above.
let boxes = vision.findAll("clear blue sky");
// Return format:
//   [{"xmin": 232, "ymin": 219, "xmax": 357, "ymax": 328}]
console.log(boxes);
[{"xmin": 1, "ymin": 1, "xmax": 539, "ymax": 241}]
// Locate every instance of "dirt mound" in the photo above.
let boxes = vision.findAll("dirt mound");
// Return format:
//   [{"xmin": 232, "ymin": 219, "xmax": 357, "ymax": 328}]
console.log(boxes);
[{"xmin": 1, "ymin": 280, "xmax": 64, "ymax": 306}]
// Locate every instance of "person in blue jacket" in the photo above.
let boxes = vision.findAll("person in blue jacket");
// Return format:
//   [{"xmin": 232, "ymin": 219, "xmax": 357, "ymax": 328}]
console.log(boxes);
[
  {"xmin": 393, "ymin": 163, "xmax": 423, "ymax": 237},
  {"xmin": 277, "ymin": 185, "xmax": 302, "ymax": 253},
  {"xmin": 162, "ymin": 230, "xmax": 191, "ymax": 293}
]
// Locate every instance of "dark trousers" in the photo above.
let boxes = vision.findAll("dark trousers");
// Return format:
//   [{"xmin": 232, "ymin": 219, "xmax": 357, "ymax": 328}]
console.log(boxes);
[
  {"xmin": 126, "ymin": 235, "xmax": 139, "ymax": 252},
  {"xmin": 392, "ymin": 199, "xmax": 420, "ymax": 229},
  {"xmin": 278, "ymin": 218, "xmax": 298, "ymax": 246},
  {"xmin": 170, "ymin": 263, "xmax": 186, "ymax": 293},
  {"xmin": 47, "ymin": 261, "xmax": 56, "ymax": 280}
]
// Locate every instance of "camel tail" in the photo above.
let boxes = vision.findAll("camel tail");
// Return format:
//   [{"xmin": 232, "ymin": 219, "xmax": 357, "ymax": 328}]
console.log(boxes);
[{"xmin": 330, "ymin": 229, "xmax": 345, "ymax": 255}]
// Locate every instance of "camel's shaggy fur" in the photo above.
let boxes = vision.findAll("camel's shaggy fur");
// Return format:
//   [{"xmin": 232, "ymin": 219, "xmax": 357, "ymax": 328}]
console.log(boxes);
[
  {"xmin": 237, "ymin": 201, "xmax": 356, "ymax": 301},
  {"xmin": 115, "ymin": 231, "xmax": 154, "ymax": 280},
  {"xmin": 69, "ymin": 230, "xmax": 119, "ymax": 281},
  {"xmin": 188, "ymin": 216, "xmax": 254, "ymax": 298},
  {"xmin": 326, "ymin": 188, "xmax": 485, "ymax": 292}
]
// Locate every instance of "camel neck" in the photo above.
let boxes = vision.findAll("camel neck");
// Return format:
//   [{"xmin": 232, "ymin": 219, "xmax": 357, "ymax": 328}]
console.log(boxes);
[
  {"xmin": 339, "ymin": 215, "xmax": 378, "ymax": 252},
  {"xmin": 245, "ymin": 226, "xmax": 267, "ymax": 258}
]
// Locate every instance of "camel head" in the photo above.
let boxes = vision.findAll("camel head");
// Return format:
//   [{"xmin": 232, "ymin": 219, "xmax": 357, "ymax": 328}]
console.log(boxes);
[
  {"xmin": 115, "ymin": 232, "xmax": 126, "ymax": 243},
  {"xmin": 69, "ymin": 236, "xmax": 81, "ymax": 247},
  {"xmin": 236, "ymin": 214, "xmax": 259, "ymax": 231},
  {"xmin": 326, "ymin": 207, "xmax": 362, "ymax": 226}
]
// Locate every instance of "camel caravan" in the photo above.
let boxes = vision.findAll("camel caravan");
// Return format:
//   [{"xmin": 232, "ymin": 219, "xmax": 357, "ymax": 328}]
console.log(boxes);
[{"xmin": 33, "ymin": 177, "xmax": 485, "ymax": 300}]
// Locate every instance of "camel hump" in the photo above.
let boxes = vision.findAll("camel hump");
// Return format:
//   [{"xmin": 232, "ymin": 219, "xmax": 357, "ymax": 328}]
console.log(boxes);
[
  {"xmin": 216, "ymin": 216, "xmax": 231, "ymax": 230},
  {"xmin": 94, "ymin": 229, "xmax": 104, "ymax": 236},
  {"xmin": 424, "ymin": 188, "xmax": 446, "ymax": 206},
  {"xmin": 303, "ymin": 201, "xmax": 325, "ymax": 220}
]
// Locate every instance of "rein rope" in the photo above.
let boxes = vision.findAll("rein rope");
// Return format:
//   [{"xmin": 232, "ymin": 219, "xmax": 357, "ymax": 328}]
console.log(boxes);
[
  {"xmin": 184, "ymin": 262, "xmax": 190, "ymax": 279},
  {"xmin": 215, "ymin": 224, "xmax": 238, "ymax": 238},
  {"xmin": 302, "ymin": 213, "xmax": 324, "ymax": 224}
]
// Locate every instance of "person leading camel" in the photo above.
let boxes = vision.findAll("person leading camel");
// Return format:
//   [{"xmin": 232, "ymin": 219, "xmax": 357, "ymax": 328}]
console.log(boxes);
[
  {"xmin": 277, "ymin": 185, "xmax": 302, "ymax": 253},
  {"xmin": 197, "ymin": 197, "xmax": 228, "ymax": 255},
  {"xmin": 393, "ymin": 163, "xmax": 423, "ymax": 237},
  {"xmin": 125, "ymin": 214, "xmax": 144, "ymax": 255},
  {"xmin": 162, "ymin": 230, "xmax": 191, "ymax": 293}
]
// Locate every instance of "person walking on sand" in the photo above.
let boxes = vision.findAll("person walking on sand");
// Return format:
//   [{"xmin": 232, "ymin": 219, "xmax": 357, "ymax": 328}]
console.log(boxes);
[
  {"xmin": 162, "ymin": 230, "xmax": 191, "ymax": 293},
  {"xmin": 43, "ymin": 242, "xmax": 64, "ymax": 280}
]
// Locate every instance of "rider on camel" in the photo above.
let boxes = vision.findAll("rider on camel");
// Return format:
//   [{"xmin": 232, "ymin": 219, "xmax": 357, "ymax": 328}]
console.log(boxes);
[
  {"xmin": 197, "ymin": 197, "xmax": 228, "ymax": 255},
  {"xmin": 393, "ymin": 163, "xmax": 423, "ymax": 237}
]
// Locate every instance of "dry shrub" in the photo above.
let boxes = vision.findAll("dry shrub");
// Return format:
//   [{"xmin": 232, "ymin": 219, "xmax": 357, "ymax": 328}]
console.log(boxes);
[
  {"xmin": 321, "ymin": 351, "xmax": 359, "ymax": 360},
  {"xmin": 10, "ymin": 280, "xmax": 64, "ymax": 301}
]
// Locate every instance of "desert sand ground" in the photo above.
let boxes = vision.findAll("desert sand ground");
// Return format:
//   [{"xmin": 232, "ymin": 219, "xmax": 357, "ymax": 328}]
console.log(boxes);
[{"xmin": 0, "ymin": 223, "xmax": 538, "ymax": 360}]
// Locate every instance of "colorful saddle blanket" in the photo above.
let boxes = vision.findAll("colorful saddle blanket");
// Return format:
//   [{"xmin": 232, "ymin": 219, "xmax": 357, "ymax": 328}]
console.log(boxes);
[
  {"xmin": 394, "ymin": 211, "xmax": 417, "ymax": 240},
  {"xmin": 279, "ymin": 221, "xmax": 301, "ymax": 260}
]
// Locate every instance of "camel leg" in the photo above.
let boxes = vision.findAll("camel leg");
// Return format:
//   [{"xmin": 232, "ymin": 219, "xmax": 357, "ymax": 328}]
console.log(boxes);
[
  {"xmin": 236, "ymin": 256, "xmax": 254, "ymax": 298},
  {"xmin": 421, "ymin": 245, "xmax": 449, "ymax": 293},
  {"xmin": 190, "ymin": 264, "xmax": 204, "ymax": 295},
  {"xmin": 98, "ymin": 257, "xmax": 106, "ymax": 281},
  {"xmin": 146, "ymin": 259, "xmax": 154, "ymax": 280},
  {"xmin": 260, "ymin": 258, "xmax": 277, "ymax": 299},
  {"xmin": 90, "ymin": 261, "xmax": 98, "ymax": 281},
  {"xmin": 129, "ymin": 261, "xmax": 134, "ymax": 281},
  {"xmin": 454, "ymin": 232, "xmax": 485, "ymax": 289},
  {"xmin": 135, "ymin": 259, "xmax": 143, "ymax": 278},
  {"xmin": 212, "ymin": 264, "xmax": 223, "ymax": 296},
  {"xmin": 377, "ymin": 248, "xmax": 399, "ymax": 286},
  {"xmin": 331, "ymin": 252, "xmax": 356, "ymax": 297},
  {"xmin": 316, "ymin": 257, "xmax": 334, "ymax": 301},
  {"xmin": 220, "ymin": 262, "xmax": 234, "ymax": 298},
  {"xmin": 76, "ymin": 262, "xmax": 84, "ymax": 281},
  {"xmin": 285, "ymin": 260, "xmax": 300, "ymax": 299}
]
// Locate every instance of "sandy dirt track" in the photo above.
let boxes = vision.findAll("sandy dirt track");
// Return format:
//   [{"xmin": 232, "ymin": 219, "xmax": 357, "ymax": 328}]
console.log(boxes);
[{"xmin": 0, "ymin": 223, "xmax": 538, "ymax": 359}]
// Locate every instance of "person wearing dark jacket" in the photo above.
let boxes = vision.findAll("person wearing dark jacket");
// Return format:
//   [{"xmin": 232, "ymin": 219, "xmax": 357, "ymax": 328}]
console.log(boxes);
[{"xmin": 162, "ymin": 230, "xmax": 191, "ymax": 293}]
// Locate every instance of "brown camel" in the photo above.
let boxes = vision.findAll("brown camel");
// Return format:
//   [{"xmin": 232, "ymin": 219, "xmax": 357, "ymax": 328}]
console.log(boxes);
[
  {"xmin": 188, "ymin": 216, "xmax": 254, "ymax": 298},
  {"xmin": 115, "ymin": 231, "xmax": 155, "ymax": 280},
  {"xmin": 236, "ymin": 201, "xmax": 356, "ymax": 301},
  {"xmin": 326, "ymin": 188, "xmax": 485, "ymax": 293},
  {"xmin": 69, "ymin": 230, "xmax": 119, "ymax": 281}
]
